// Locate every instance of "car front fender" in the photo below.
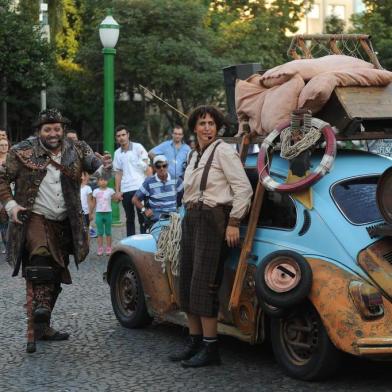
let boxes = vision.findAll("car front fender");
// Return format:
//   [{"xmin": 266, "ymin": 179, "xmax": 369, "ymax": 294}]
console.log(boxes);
[{"xmin": 107, "ymin": 245, "xmax": 175, "ymax": 316}]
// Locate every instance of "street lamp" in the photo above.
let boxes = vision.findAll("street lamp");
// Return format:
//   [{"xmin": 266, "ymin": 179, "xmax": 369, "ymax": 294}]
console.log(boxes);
[{"xmin": 99, "ymin": 12, "xmax": 120, "ymax": 224}]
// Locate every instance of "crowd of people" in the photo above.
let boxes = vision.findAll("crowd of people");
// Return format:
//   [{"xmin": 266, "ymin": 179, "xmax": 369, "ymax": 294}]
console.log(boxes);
[{"xmin": 0, "ymin": 105, "xmax": 253, "ymax": 367}]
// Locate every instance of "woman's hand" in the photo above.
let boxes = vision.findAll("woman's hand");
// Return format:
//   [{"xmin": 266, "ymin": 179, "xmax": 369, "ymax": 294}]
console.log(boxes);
[{"xmin": 226, "ymin": 225, "xmax": 240, "ymax": 248}]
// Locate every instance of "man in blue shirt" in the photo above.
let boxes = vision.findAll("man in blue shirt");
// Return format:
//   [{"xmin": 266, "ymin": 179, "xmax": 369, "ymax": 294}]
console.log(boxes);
[
  {"xmin": 149, "ymin": 126, "xmax": 191, "ymax": 181},
  {"xmin": 132, "ymin": 155, "xmax": 184, "ymax": 224}
]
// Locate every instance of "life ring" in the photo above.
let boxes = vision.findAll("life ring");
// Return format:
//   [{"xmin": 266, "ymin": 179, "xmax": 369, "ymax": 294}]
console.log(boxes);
[
  {"xmin": 255, "ymin": 251, "xmax": 312, "ymax": 309},
  {"xmin": 257, "ymin": 118, "xmax": 336, "ymax": 193}
]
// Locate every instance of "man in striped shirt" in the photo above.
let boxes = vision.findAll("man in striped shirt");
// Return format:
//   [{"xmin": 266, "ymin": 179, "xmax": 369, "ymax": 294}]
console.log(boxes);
[{"xmin": 132, "ymin": 155, "xmax": 183, "ymax": 224}]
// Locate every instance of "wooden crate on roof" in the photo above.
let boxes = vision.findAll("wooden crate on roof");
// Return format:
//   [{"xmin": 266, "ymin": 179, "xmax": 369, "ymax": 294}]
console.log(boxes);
[{"xmin": 317, "ymin": 84, "xmax": 392, "ymax": 139}]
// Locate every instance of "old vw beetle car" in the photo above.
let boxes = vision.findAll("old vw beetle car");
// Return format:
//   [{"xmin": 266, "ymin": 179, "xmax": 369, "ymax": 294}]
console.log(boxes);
[{"xmin": 105, "ymin": 149, "xmax": 392, "ymax": 381}]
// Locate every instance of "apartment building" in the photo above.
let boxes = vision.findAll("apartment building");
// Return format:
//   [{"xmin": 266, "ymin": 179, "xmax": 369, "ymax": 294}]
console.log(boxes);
[{"xmin": 297, "ymin": 0, "xmax": 365, "ymax": 34}]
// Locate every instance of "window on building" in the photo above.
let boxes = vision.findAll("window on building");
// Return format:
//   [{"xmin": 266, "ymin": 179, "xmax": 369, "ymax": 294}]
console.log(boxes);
[
  {"xmin": 327, "ymin": 5, "xmax": 346, "ymax": 19},
  {"xmin": 307, "ymin": 4, "xmax": 320, "ymax": 19}
]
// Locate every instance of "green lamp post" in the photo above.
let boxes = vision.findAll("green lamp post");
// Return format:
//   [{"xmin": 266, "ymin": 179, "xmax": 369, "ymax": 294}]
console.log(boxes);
[{"xmin": 99, "ymin": 12, "xmax": 120, "ymax": 224}]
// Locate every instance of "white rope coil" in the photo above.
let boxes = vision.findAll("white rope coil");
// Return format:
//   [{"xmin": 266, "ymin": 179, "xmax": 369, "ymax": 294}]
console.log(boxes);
[
  {"xmin": 154, "ymin": 212, "xmax": 182, "ymax": 276},
  {"xmin": 280, "ymin": 125, "xmax": 322, "ymax": 160}
]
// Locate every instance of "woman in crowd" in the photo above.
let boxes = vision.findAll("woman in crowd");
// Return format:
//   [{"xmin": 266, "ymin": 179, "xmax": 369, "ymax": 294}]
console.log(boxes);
[
  {"xmin": 0, "ymin": 137, "xmax": 10, "ymax": 253},
  {"xmin": 169, "ymin": 105, "xmax": 253, "ymax": 368}
]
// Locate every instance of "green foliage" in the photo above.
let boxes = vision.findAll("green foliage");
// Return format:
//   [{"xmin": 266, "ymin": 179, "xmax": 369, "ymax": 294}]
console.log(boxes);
[
  {"xmin": 8, "ymin": 0, "xmax": 313, "ymax": 146},
  {"xmin": 324, "ymin": 14, "xmax": 345, "ymax": 34},
  {"xmin": 0, "ymin": 0, "xmax": 54, "ymax": 137},
  {"xmin": 62, "ymin": 0, "xmax": 225, "ymax": 147},
  {"xmin": 351, "ymin": 0, "xmax": 392, "ymax": 70},
  {"xmin": 115, "ymin": 0, "xmax": 223, "ymax": 111},
  {"xmin": 208, "ymin": 0, "xmax": 311, "ymax": 68},
  {"xmin": 55, "ymin": 0, "xmax": 82, "ymax": 66}
]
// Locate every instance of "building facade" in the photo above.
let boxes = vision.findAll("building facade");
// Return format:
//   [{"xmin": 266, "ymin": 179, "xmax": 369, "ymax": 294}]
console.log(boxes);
[{"xmin": 297, "ymin": 0, "xmax": 365, "ymax": 34}]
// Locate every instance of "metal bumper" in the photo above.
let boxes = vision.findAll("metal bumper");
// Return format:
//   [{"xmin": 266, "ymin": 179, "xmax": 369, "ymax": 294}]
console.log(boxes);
[{"xmin": 357, "ymin": 337, "xmax": 392, "ymax": 355}]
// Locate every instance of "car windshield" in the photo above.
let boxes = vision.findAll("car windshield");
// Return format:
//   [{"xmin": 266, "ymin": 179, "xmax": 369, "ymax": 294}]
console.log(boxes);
[{"xmin": 331, "ymin": 176, "xmax": 383, "ymax": 225}]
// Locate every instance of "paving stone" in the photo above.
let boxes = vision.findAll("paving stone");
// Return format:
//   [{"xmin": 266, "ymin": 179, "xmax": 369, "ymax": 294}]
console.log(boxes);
[{"xmin": 0, "ymin": 222, "xmax": 391, "ymax": 391}]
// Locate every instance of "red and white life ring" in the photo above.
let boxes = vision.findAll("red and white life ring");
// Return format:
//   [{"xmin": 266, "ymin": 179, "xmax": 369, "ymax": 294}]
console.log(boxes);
[{"xmin": 257, "ymin": 118, "xmax": 336, "ymax": 193}]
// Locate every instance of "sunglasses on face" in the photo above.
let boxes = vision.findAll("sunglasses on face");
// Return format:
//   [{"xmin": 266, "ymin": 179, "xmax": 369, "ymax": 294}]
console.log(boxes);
[{"xmin": 155, "ymin": 163, "xmax": 168, "ymax": 169}]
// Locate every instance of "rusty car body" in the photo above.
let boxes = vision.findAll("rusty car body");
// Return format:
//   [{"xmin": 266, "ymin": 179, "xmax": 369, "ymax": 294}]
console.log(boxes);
[{"xmin": 105, "ymin": 148, "xmax": 392, "ymax": 380}]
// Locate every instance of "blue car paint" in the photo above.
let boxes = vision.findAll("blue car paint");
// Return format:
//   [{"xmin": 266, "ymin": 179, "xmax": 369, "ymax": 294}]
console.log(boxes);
[
  {"xmin": 119, "ymin": 234, "xmax": 157, "ymax": 253},
  {"xmin": 121, "ymin": 149, "xmax": 392, "ymax": 282}
]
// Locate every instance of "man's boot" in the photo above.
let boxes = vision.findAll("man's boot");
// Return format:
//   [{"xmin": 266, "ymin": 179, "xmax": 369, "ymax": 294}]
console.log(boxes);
[
  {"xmin": 33, "ymin": 283, "xmax": 52, "ymax": 323},
  {"xmin": 168, "ymin": 335, "xmax": 202, "ymax": 362},
  {"xmin": 181, "ymin": 340, "xmax": 221, "ymax": 368},
  {"xmin": 37, "ymin": 283, "xmax": 69, "ymax": 341},
  {"xmin": 39, "ymin": 326, "xmax": 70, "ymax": 341}
]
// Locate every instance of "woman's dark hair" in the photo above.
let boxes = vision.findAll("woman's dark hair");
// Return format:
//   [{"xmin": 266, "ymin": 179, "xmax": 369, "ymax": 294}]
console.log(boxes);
[{"xmin": 187, "ymin": 105, "xmax": 225, "ymax": 133}]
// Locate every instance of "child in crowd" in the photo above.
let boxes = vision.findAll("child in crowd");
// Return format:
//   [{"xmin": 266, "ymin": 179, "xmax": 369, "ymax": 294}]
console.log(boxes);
[
  {"xmin": 80, "ymin": 172, "xmax": 93, "ymax": 243},
  {"xmin": 91, "ymin": 175, "xmax": 116, "ymax": 256}
]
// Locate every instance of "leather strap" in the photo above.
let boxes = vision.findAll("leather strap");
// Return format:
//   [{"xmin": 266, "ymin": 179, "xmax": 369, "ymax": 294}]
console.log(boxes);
[
  {"xmin": 199, "ymin": 140, "xmax": 222, "ymax": 194},
  {"xmin": 48, "ymin": 158, "xmax": 73, "ymax": 178}
]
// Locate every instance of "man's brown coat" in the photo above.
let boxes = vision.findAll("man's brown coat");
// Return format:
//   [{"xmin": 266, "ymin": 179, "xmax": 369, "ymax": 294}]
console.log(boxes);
[{"xmin": 0, "ymin": 136, "xmax": 103, "ymax": 276}]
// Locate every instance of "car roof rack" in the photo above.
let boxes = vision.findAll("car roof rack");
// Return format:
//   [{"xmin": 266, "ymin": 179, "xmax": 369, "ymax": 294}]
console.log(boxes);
[{"xmin": 288, "ymin": 34, "xmax": 392, "ymax": 140}]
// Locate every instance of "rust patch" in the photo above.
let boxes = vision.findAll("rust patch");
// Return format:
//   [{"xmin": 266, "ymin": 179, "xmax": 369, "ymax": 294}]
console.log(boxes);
[
  {"xmin": 112, "ymin": 246, "xmax": 176, "ymax": 316},
  {"xmin": 358, "ymin": 239, "xmax": 392, "ymax": 299},
  {"xmin": 230, "ymin": 264, "xmax": 258, "ymax": 338},
  {"xmin": 308, "ymin": 258, "xmax": 392, "ymax": 356}
]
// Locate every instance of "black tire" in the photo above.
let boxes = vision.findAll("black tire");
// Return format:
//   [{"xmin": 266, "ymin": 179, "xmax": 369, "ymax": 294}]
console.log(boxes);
[
  {"xmin": 256, "ymin": 251, "xmax": 312, "ymax": 309},
  {"xmin": 270, "ymin": 302, "xmax": 342, "ymax": 381},
  {"xmin": 259, "ymin": 300, "xmax": 293, "ymax": 319},
  {"xmin": 110, "ymin": 254, "xmax": 152, "ymax": 328}
]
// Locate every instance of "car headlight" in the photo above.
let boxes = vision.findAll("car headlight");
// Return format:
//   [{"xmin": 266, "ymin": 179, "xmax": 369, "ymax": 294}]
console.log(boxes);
[{"xmin": 349, "ymin": 281, "xmax": 384, "ymax": 320}]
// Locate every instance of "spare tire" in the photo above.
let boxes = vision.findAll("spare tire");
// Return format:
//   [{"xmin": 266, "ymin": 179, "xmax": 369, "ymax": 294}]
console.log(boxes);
[
  {"xmin": 259, "ymin": 300, "xmax": 293, "ymax": 319},
  {"xmin": 255, "ymin": 251, "xmax": 312, "ymax": 309}
]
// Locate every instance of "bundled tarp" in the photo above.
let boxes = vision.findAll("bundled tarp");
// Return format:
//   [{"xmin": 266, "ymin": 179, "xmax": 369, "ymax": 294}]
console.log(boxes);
[{"xmin": 235, "ymin": 55, "xmax": 392, "ymax": 135}]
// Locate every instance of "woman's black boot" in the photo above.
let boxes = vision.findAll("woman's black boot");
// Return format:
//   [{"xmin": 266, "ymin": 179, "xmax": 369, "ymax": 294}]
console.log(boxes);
[
  {"xmin": 168, "ymin": 335, "xmax": 202, "ymax": 362},
  {"xmin": 181, "ymin": 340, "xmax": 221, "ymax": 368}
]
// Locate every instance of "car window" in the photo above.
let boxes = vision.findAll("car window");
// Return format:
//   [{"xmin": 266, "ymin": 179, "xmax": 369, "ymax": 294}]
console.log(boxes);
[
  {"xmin": 331, "ymin": 176, "xmax": 382, "ymax": 225},
  {"xmin": 245, "ymin": 168, "xmax": 297, "ymax": 229}
]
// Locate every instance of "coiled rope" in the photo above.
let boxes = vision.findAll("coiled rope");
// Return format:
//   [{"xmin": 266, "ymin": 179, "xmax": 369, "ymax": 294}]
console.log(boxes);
[
  {"xmin": 280, "ymin": 111, "xmax": 322, "ymax": 160},
  {"xmin": 154, "ymin": 212, "xmax": 182, "ymax": 276}
]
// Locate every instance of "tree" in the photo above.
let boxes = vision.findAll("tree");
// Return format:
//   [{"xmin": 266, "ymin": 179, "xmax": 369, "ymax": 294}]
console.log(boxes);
[
  {"xmin": 324, "ymin": 14, "xmax": 345, "ymax": 34},
  {"xmin": 54, "ymin": 0, "xmax": 82, "ymax": 69},
  {"xmin": 208, "ymin": 0, "xmax": 312, "ymax": 69},
  {"xmin": 0, "ymin": 0, "xmax": 53, "ymax": 138},
  {"xmin": 351, "ymin": 0, "xmax": 392, "ymax": 70},
  {"xmin": 45, "ymin": 0, "xmax": 312, "ymax": 147},
  {"xmin": 65, "ymin": 0, "xmax": 224, "ymax": 147}
]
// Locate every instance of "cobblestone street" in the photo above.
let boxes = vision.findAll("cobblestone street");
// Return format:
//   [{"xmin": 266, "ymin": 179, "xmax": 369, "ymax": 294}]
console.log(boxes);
[{"xmin": 0, "ymin": 224, "xmax": 391, "ymax": 392}]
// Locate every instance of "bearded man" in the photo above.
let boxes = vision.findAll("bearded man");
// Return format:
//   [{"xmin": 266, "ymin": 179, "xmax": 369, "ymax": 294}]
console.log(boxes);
[{"xmin": 0, "ymin": 109, "xmax": 112, "ymax": 353}]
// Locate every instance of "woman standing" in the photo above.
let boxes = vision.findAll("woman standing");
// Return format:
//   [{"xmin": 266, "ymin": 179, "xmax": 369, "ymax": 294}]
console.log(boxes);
[
  {"xmin": 0, "ymin": 137, "xmax": 10, "ymax": 253},
  {"xmin": 169, "ymin": 106, "xmax": 253, "ymax": 367}
]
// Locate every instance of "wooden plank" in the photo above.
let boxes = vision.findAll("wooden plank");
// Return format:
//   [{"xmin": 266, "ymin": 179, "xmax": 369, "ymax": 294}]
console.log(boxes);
[
  {"xmin": 229, "ymin": 179, "xmax": 267, "ymax": 310},
  {"xmin": 222, "ymin": 132, "xmax": 392, "ymax": 144},
  {"xmin": 219, "ymin": 135, "xmax": 265, "ymax": 144},
  {"xmin": 335, "ymin": 85, "xmax": 392, "ymax": 119},
  {"xmin": 329, "ymin": 39, "xmax": 341, "ymax": 55},
  {"xmin": 298, "ymin": 37, "xmax": 312, "ymax": 59},
  {"xmin": 360, "ymin": 38, "xmax": 382, "ymax": 69},
  {"xmin": 336, "ymin": 132, "xmax": 392, "ymax": 140},
  {"xmin": 238, "ymin": 126, "xmax": 251, "ymax": 164}
]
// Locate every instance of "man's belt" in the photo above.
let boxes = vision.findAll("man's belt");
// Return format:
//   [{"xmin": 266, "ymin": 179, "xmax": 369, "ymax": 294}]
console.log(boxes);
[{"xmin": 185, "ymin": 202, "xmax": 231, "ymax": 212}]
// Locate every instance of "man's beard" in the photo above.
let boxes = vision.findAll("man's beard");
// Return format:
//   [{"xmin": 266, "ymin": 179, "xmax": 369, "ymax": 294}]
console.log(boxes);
[{"xmin": 40, "ymin": 136, "xmax": 63, "ymax": 151}]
